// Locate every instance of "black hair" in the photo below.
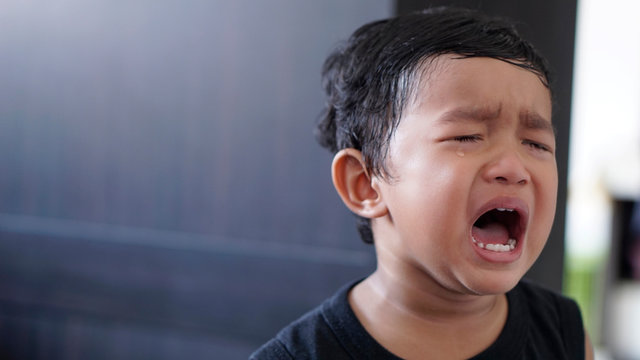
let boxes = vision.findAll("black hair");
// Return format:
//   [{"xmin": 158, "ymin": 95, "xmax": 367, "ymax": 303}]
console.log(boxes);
[{"xmin": 316, "ymin": 7, "xmax": 552, "ymax": 244}]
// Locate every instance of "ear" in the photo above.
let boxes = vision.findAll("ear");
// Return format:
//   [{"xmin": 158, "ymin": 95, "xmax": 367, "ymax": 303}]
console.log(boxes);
[{"xmin": 331, "ymin": 148, "xmax": 388, "ymax": 219}]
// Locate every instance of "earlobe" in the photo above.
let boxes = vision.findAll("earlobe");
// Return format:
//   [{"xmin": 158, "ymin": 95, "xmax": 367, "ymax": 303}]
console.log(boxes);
[{"xmin": 331, "ymin": 149, "xmax": 388, "ymax": 219}]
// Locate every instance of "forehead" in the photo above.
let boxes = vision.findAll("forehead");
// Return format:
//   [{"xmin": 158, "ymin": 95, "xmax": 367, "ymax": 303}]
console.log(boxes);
[{"xmin": 406, "ymin": 55, "xmax": 552, "ymax": 123}]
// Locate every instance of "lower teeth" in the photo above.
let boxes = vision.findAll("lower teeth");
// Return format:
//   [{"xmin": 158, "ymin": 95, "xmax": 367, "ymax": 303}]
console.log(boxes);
[{"xmin": 472, "ymin": 237, "xmax": 516, "ymax": 252}]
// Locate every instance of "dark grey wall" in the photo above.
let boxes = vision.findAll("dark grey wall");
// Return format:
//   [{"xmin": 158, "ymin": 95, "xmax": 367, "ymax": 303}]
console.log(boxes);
[
  {"xmin": 0, "ymin": 1, "xmax": 392, "ymax": 250},
  {"xmin": 0, "ymin": 1, "xmax": 391, "ymax": 359},
  {"xmin": 397, "ymin": 0, "xmax": 578, "ymax": 293}
]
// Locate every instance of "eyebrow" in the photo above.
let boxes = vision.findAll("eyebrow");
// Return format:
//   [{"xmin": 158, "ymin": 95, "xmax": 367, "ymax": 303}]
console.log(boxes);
[
  {"xmin": 438, "ymin": 105, "xmax": 502, "ymax": 123},
  {"xmin": 519, "ymin": 110, "xmax": 555, "ymax": 136},
  {"xmin": 437, "ymin": 105, "xmax": 555, "ymax": 136}
]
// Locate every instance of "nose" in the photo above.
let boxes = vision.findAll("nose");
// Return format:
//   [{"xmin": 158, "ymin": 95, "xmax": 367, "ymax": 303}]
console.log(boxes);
[{"xmin": 483, "ymin": 149, "xmax": 531, "ymax": 186}]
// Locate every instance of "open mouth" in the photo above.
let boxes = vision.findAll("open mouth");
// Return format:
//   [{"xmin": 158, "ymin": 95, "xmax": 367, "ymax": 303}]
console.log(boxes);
[{"xmin": 471, "ymin": 207, "xmax": 524, "ymax": 253}]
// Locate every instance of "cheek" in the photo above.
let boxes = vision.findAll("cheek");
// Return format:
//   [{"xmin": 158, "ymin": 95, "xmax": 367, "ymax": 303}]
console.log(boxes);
[
  {"xmin": 385, "ymin": 158, "xmax": 473, "ymax": 235},
  {"xmin": 541, "ymin": 165, "xmax": 558, "ymax": 217},
  {"xmin": 531, "ymin": 165, "xmax": 558, "ymax": 244}
]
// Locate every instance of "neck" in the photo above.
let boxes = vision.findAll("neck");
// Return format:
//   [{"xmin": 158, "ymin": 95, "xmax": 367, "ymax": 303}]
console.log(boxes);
[
  {"xmin": 367, "ymin": 267, "xmax": 501, "ymax": 324},
  {"xmin": 348, "ymin": 252, "xmax": 509, "ymax": 359},
  {"xmin": 370, "ymin": 254, "xmax": 501, "ymax": 320}
]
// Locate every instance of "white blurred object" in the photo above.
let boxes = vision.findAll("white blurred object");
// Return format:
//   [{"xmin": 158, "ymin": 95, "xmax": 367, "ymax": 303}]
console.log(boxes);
[
  {"xmin": 568, "ymin": 0, "xmax": 640, "ymax": 357},
  {"xmin": 568, "ymin": 0, "xmax": 640, "ymax": 255},
  {"xmin": 609, "ymin": 283, "xmax": 640, "ymax": 359}
]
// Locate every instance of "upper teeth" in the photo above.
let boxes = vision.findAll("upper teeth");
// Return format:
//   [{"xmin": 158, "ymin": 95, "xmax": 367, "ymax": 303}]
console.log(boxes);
[{"xmin": 496, "ymin": 208, "xmax": 514, "ymax": 212}]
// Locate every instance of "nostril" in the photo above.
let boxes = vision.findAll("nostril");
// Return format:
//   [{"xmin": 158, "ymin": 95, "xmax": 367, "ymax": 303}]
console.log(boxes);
[
  {"xmin": 485, "ymin": 154, "xmax": 531, "ymax": 185},
  {"xmin": 494, "ymin": 176, "xmax": 527, "ymax": 185}
]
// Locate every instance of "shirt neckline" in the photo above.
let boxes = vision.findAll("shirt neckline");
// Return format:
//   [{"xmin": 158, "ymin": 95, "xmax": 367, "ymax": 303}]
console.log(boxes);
[{"xmin": 322, "ymin": 279, "xmax": 529, "ymax": 359}]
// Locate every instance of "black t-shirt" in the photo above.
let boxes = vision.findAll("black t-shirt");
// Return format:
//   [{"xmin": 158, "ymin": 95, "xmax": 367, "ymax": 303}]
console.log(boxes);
[{"xmin": 250, "ymin": 279, "xmax": 585, "ymax": 359}]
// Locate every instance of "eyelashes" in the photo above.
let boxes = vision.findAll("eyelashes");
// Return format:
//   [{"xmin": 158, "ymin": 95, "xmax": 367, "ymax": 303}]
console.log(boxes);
[
  {"xmin": 452, "ymin": 135, "xmax": 482, "ymax": 143},
  {"xmin": 451, "ymin": 135, "xmax": 553, "ymax": 153},
  {"xmin": 522, "ymin": 140, "xmax": 552, "ymax": 153}
]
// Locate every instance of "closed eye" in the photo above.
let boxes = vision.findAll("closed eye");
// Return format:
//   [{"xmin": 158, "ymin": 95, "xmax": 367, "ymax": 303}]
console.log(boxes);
[
  {"xmin": 523, "ymin": 139, "xmax": 552, "ymax": 153},
  {"xmin": 453, "ymin": 135, "xmax": 482, "ymax": 143}
]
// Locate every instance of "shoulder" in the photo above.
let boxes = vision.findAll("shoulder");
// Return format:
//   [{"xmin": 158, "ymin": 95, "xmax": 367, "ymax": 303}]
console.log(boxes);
[
  {"xmin": 250, "ymin": 305, "xmax": 337, "ymax": 360},
  {"xmin": 514, "ymin": 279, "xmax": 582, "ymax": 323},
  {"xmin": 249, "ymin": 281, "xmax": 359, "ymax": 360},
  {"xmin": 512, "ymin": 280, "xmax": 585, "ymax": 359},
  {"xmin": 249, "ymin": 336, "xmax": 294, "ymax": 360}
]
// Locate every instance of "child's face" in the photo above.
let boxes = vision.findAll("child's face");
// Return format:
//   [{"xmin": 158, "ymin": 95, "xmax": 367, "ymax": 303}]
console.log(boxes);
[{"xmin": 373, "ymin": 56, "xmax": 557, "ymax": 295}]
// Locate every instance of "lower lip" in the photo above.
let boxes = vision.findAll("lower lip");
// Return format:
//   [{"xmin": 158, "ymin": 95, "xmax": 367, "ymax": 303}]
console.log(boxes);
[{"xmin": 471, "ymin": 237, "xmax": 523, "ymax": 263}]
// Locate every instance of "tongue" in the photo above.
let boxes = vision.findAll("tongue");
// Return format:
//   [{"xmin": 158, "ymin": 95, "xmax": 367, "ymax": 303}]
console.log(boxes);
[{"xmin": 472, "ymin": 222, "xmax": 510, "ymax": 245}]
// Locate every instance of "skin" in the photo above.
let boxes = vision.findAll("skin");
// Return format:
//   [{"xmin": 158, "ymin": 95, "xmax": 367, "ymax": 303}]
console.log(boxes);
[{"xmin": 332, "ymin": 56, "xmax": 594, "ymax": 359}]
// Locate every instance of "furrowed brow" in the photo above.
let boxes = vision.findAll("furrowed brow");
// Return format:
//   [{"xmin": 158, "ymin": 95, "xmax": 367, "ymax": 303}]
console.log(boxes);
[{"xmin": 520, "ymin": 110, "xmax": 555, "ymax": 136}]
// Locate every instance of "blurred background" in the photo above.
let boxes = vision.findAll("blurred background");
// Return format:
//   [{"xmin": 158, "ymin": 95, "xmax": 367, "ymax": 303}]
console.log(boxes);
[{"xmin": 0, "ymin": 0, "xmax": 637, "ymax": 359}]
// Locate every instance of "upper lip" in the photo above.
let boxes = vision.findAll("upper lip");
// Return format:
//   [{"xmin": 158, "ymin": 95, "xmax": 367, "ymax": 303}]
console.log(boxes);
[{"xmin": 471, "ymin": 196, "xmax": 530, "ymax": 242}]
